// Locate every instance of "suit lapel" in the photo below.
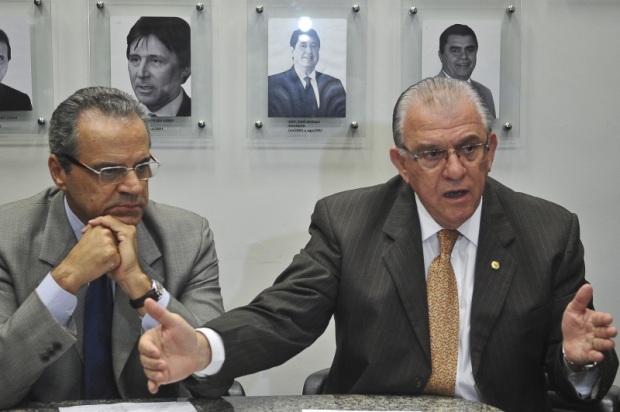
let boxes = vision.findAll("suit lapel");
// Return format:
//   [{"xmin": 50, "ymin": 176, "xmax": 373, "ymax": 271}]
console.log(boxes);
[
  {"xmin": 112, "ymin": 219, "xmax": 163, "ymax": 381},
  {"xmin": 469, "ymin": 181, "xmax": 518, "ymax": 375},
  {"xmin": 382, "ymin": 182, "xmax": 432, "ymax": 364}
]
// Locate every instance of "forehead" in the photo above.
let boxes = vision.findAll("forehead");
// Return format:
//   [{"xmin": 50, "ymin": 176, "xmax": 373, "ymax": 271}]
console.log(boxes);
[
  {"xmin": 76, "ymin": 111, "xmax": 149, "ymax": 158},
  {"xmin": 403, "ymin": 99, "xmax": 486, "ymax": 146},
  {"xmin": 445, "ymin": 35, "xmax": 476, "ymax": 48},
  {"xmin": 130, "ymin": 35, "xmax": 174, "ymax": 57},
  {"xmin": 295, "ymin": 34, "xmax": 319, "ymax": 47}
]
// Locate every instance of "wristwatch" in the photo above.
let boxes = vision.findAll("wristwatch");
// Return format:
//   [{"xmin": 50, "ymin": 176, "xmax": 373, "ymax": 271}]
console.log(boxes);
[
  {"xmin": 129, "ymin": 279, "xmax": 164, "ymax": 309},
  {"xmin": 562, "ymin": 344, "xmax": 598, "ymax": 372}
]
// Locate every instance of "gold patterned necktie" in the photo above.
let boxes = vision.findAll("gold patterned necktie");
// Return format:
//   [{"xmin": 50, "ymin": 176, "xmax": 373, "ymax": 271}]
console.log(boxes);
[{"xmin": 423, "ymin": 229, "xmax": 460, "ymax": 396}]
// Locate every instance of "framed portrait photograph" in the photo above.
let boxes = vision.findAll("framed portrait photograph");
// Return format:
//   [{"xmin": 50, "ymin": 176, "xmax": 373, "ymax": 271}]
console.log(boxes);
[
  {"xmin": 0, "ymin": 0, "xmax": 53, "ymax": 143},
  {"xmin": 88, "ymin": 0, "xmax": 212, "ymax": 147},
  {"xmin": 246, "ymin": 0, "xmax": 367, "ymax": 149},
  {"xmin": 0, "ymin": 15, "xmax": 33, "ymax": 113},
  {"xmin": 421, "ymin": 20, "xmax": 501, "ymax": 119},
  {"xmin": 267, "ymin": 17, "xmax": 347, "ymax": 119},
  {"xmin": 401, "ymin": 0, "xmax": 521, "ymax": 147},
  {"xmin": 110, "ymin": 16, "xmax": 193, "ymax": 118}
]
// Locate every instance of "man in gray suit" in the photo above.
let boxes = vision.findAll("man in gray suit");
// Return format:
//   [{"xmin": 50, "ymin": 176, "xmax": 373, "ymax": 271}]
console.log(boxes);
[
  {"xmin": 139, "ymin": 77, "xmax": 618, "ymax": 412},
  {"xmin": 436, "ymin": 24, "xmax": 496, "ymax": 118},
  {"xmin": 0, "ymin": 87, "xmax": 229, "ymax": 409}
]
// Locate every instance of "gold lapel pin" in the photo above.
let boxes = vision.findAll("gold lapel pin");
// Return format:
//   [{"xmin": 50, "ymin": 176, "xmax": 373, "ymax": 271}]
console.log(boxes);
[{"xmin": 491, "ymin": 261, "xmax": 500, "ymax": 270}]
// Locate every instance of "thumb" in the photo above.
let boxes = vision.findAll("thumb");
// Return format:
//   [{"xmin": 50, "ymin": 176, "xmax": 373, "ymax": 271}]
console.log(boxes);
[
  {"xmin": 568, "ymin": 284, "xmax": 593, "ymax": 313},
  {"xmin": 144, "ymin": 298, "xmax": 174, "ymax": 326}
]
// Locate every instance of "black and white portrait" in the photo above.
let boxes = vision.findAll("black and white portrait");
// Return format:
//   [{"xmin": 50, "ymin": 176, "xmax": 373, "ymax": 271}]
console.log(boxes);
[
  {"xmin": 0, "ymin": 15, "xmax": 33, "ymax": 112},
  {"xmin": 422, "ymin": 20, "xmax": 500, "ymax": 118},
  {"xmin": 110, "ymin": 16, "xmax": 192, "ymax": 117},
  {"xmin": 267, "ymin": 17, "xmax": 347, "ymax": 118}
]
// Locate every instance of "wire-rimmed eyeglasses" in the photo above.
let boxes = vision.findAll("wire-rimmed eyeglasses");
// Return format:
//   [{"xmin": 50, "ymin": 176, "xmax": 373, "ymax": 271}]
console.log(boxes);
[
  {"xmin": 63, "ymin": 154, "xmax": 161, "ymax": 185},
  {"xmin": 398, "ymin": 140, "xmax": 489, "ymax": 171}
]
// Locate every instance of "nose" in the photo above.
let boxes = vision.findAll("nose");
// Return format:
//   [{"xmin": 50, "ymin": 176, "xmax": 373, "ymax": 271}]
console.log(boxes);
[
  {"xmin": 117, "ymin": 169, "xmax": 143, "ymax": 194},
  {"xmin": 442, "ymin": 150, "xmax": 467, "ymax": 178},
  {"xmin": 137, "ymin": 61, "xmax": 150, "ymax": 78}
]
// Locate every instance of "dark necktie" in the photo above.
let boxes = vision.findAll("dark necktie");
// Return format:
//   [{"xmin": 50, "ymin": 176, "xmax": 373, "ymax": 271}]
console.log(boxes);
[
  {"xmin": 423, "ymin": 229, "xmax": 460, "ymax": 396},
  {"xmin": 303, "ymin": 76, "xmax": 318, "ymax": 117},
  {"xmin": 83, "ymin": 275, "xmax": 119, "ymax": 399}
]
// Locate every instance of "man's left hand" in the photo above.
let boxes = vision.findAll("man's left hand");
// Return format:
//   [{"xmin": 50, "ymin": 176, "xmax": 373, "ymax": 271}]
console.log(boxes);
[
  {"xmin": 87, "ymin": 215, "xmax": 150, "ymax": 300},
  {"xmin": 562, "ymin": 284, "xmax": 617, "ymax": 366}
]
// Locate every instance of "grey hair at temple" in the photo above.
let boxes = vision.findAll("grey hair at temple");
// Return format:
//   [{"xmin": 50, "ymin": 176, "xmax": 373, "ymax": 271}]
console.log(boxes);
[
  {"xmin": 48, "ymin": 86, "xmax": 149, "ymax": 171},
  {"xmin": 391, "ymin": 77, "xmax": 492, "ymax": 147}
]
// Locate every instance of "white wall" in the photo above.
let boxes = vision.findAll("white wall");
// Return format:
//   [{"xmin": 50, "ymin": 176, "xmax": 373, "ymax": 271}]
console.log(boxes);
[{"xmin": 1, "ymin": 0, "xmax": 619, "ymax": 396}]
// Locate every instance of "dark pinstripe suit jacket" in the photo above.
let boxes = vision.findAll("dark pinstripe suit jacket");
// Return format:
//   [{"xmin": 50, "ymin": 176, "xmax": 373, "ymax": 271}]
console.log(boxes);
[
  {"xmin": 268, "ymin": 66, "xmax": 346, "ymax": 118},
  {"xmin": 206, "ymin": 176, "xmax": 618, "ymax": 412}
]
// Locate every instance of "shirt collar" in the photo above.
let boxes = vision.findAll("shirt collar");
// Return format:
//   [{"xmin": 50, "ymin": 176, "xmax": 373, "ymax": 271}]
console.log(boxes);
[
  {"xmin": 63, "ymin": 195, "xmax": 86, "ymax": 241},
  {"xmin": 148, "ymin": 89, "xmax": 185, "ymax": 117},
  {"xmin": 442, "ymin": 70, "xmax": 471, "ymax": 84},
  {"xmin": 294, "ymin": 66, "xmax": 317, "ymax": 84},
  {"xmin": 415, "ymin": 192, "xmax": 482, "ymax": 246}
]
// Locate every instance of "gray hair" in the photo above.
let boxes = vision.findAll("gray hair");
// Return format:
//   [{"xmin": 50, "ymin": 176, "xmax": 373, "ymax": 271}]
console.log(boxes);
[
  {"xmin": 392, "ymin": 77, "xmax": 491, "ymax": 146},
  {"xmin": 49, "ymin": 86, "xmax": 149, "ymax": 171}
]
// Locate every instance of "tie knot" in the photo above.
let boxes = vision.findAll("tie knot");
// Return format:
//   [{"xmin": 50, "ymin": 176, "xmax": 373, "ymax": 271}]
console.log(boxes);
[
  {"xmin": 438, "ymin": 229, "xmax": 459, "ymax": 255},
  {"xmin": 304, "ymin": 76, "xmax": 312, "ymax": 87}
]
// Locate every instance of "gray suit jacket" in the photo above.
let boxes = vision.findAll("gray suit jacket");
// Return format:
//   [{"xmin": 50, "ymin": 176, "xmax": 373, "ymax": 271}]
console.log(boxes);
[
  {"xmin": 0, "ymin": 187, "xmax": 230, "ymax": 408},
  {"xmin": 436, "ymin": 71, "xmax": 496, "ymax": 118},
  {"xmin": 204, "ymin": 176, "xmax": 618, "ymax": 412}
]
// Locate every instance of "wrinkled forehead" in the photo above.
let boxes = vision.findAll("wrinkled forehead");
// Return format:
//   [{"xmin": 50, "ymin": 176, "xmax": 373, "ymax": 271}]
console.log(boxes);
[{"xmin": 404, "ymin": 99, "xmax": 486, "ymax": 140}]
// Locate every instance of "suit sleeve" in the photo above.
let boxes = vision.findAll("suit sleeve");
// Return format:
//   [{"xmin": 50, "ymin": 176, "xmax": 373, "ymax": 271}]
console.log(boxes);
[
  {"xmin": 546, "ymin": 214, "xmax": 619, "ymax": 403},
  {"xmin": 202, "ymin": 198, "xmax": 339, "ymax": 381},
  {"xmin": 0, "ymin": 272, "xmax": 78, "ymax": 409}
]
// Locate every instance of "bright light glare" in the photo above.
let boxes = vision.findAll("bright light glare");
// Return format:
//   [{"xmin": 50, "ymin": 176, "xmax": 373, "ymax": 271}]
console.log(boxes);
[{"xmin": 298, "ymin": 17, "xmax": 313, "ymax": 32}]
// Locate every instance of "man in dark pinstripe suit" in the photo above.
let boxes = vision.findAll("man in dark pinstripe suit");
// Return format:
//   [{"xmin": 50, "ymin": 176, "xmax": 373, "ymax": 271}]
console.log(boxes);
[{"xmin": 140, "ymin": 77, "xmax": 618, "ymax": 412}]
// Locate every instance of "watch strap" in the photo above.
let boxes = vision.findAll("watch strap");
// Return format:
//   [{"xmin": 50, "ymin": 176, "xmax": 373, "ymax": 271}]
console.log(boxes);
[{"xmin": 129, "ymin": 279, "xmax": 163, "ymax": 309}]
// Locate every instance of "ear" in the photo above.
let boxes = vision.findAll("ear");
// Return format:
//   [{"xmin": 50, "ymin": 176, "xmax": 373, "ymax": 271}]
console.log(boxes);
[
  {"xmin": 486, "ymin": 132, "xmax": 499, "ymax": 172},
  {"xmin": 48, "ymin": 154, "xmax": 68, "ymax": 191},
  {"xmin": 389, "ymin": 146, "xmax": 410, "ymax": 184},
  {"xmin": 180, "ymin": 66, "xmax": 191, "ymax": 83}
]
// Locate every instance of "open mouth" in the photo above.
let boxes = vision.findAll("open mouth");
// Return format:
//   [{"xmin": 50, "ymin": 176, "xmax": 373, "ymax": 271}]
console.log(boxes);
[{"xmin": 444, "ymin": 190, "xmax": 467, "ymax": 199}]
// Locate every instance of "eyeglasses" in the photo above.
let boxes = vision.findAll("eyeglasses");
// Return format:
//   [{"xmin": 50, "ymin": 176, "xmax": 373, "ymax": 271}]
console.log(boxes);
[
  {"xmin": 398, "ymin": 140, "xmax": 489, "ymax": 172},
  {"xmin": 63, "ymin": 154, "xmax": 161, "ymax": 185}
]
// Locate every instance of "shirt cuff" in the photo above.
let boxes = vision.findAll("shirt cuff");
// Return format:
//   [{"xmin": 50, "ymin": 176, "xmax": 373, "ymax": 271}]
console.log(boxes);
[
  {"xmin": 35, "ymin": 272, "xmax": 77, "ymax": 326},
  {"xmin": 193, "ymin": 328, "xmax": 225, "ymax": 377},
  {"xmin": 141, "ymin": 289, "xmax": 171, "ymax": 331}
]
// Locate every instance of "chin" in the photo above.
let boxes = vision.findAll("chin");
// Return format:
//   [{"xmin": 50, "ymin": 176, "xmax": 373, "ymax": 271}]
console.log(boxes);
[{"xmin": 114, "ymin": 213, "xmax": 143, "ymax": 226}]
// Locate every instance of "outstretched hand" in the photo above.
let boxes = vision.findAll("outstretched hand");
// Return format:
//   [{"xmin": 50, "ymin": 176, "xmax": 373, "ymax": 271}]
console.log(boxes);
[
  {"xmin": 139, "ymin": 299, "xmax": 213, "ymax": 393},
  {"xmin": 562, "ymin": 284, "xmax": 617, "ymax": 365}
]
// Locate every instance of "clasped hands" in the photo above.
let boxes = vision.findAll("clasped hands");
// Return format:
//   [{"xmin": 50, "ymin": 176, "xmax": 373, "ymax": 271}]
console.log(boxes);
[{"xmin": 51, "ymin": 215, "xmax": 150, "ymax": 304}]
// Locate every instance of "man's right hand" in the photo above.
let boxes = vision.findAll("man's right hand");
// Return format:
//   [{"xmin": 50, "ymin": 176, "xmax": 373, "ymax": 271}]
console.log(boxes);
[
  {"xmin": 51, "ymin": 224, "xmax": 121, "ymax": 294},
  {"xmin": 139, "ymin": 298, "xmax": 213, "ymax": 394}
]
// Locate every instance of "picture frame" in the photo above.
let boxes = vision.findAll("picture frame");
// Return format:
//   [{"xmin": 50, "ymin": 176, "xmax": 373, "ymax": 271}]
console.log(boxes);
[
  {"xmin": 401, "ymin": 0, "xmax": 521, "ymax": 147},
  {"xmin": 246, "ymin": 0, "xmax": 367, "ymax": 149},
  {"xmin": 88, "ymin": 0, "xmax": 212, "ymax": 148},
  {"xmin": 0, "ymin": 0, "xmax": 53, "ymax": 144}
]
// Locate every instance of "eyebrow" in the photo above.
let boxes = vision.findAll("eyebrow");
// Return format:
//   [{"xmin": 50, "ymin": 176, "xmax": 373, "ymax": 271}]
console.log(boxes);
[{"xmin": 411, "ymin": 135, "xmax": 485, "ymax": 152}]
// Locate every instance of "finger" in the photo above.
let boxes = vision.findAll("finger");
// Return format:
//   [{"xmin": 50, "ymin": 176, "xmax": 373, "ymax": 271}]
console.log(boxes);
[
  {"xmin": 88, "ymin": 215, "xmax": 127, "ymax": 232},
  {"xmin": 144, "ymin": 298, "xmax": 175, "ymax": 326},
  {"xmin": 590, "ymin": 310, "xmax": 615, "ymax": 328},
  {"xmin": 148, "ymin": 379, "xmax": 160, "ymax": 394},
  {"xmin": 568, "ymin": 284, "xmax": 593, "ymax": 313}
]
